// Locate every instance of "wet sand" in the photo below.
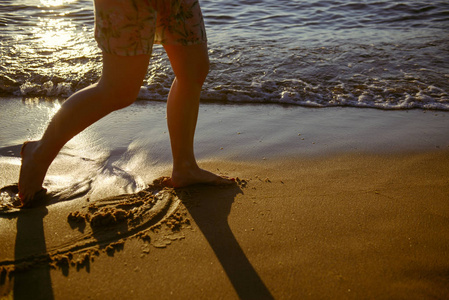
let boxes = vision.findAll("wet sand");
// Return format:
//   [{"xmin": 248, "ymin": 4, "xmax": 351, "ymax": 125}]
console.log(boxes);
[{"xmin": 1, "ymin": 99, "xmax": 449, "ymax": 299}]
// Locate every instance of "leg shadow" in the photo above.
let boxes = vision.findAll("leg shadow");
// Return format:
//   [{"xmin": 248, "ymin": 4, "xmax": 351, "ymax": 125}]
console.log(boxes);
[
  {"xmin": 175, "ymin": 183, "xmax": 274, "ymax": 300},
  {"xmin": 13, "ymin": 207, "xmax": 54, "ymax": 300}
]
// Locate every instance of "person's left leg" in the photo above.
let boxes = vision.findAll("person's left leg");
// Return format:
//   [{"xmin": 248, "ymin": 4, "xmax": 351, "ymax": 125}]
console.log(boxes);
[
  {"xmin": 163, "ymin": 43, "xmax": 233, "ymax": 187},
  {"xmin": 18, "ymin": 52, "xmax": 151, "ymax": 205}
]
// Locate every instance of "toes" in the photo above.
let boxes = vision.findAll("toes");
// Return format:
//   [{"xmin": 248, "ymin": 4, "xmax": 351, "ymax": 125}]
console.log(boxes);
[
  {"xmin": 19, "ymin": 194, "xmax": 31, "ymax": 207},
  {"xmin": 19, "ymin": 191, "xmax": 34, "ymax": 207},
  {"xmin": 213, "ymin": 176, "xmax": 235, "ymax": 185},
  {"xmin": 19, "ymin": 188, "xmax": 47, "ymax": 208},
  {"xmin": 161, "ymin": 177, "xmax": 174, "ymax": 188}
]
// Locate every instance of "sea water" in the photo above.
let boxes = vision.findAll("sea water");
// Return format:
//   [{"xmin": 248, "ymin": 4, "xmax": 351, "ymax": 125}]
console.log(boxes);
[{"xmin": 1, "ymin": 0, "xmax": 448, "ymax": 110}]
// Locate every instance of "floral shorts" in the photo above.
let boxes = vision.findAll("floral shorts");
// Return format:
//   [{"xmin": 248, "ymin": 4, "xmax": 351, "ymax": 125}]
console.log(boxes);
[{"xmin": 94, "ymin": 0, "xmax": 207, "ymax": 56}]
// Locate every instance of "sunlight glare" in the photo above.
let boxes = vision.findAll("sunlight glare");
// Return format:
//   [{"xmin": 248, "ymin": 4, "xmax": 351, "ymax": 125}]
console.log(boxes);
[
  {"xmin": 40, "ymin": 0, "xmax": 76, "ymax": 7},
  {"xmin": 35, "ymin": 18, "xmax": 74, "ymax": 48}
]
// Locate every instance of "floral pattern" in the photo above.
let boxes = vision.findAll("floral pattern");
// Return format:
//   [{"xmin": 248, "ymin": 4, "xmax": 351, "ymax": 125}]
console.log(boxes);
[{"xmin": 94, "ymin": 0, "xmax": 207, "ymax": 56}]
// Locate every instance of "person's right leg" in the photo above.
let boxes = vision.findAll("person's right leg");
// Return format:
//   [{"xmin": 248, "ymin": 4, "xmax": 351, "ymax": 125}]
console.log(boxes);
[
  {"xmin": 19, "ymin": 52, "xmax": 151, "ymax": 205},
  {"xmin": 164, "ymin": 43, "xmax": 233, "ymax": 187}
]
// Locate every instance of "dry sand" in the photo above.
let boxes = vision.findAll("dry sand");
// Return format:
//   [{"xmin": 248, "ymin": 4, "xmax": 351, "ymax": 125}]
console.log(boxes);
[{"xmin": 1, "ymin": 102, "xmax": 449, "ymax": 299}]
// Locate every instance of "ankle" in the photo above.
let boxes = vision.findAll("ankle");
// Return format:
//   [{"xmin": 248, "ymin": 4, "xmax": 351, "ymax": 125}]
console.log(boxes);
[
  {"xmin": 173, "ymin": 160, "xmax": 199, "ymax": 173},
  {"xmin": 24, "ymin": 140, "xmax": 53, "ymax": 165}
]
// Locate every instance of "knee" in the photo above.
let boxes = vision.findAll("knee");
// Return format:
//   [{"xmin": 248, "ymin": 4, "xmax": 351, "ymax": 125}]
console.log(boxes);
[
  {"xmin": 176, "ymin": 56, "xmax": 210, "ymax": 88},
  {"xmin": 95, "ymin": 82, "xmax": 140, "ymax": 110},
  {"xmin": 197, "ymin": 57, "xmax": 210, "ymax": 85},
  {"xmin": 108, "ymin": 88, "xmax": 139, "ymax": 110}
]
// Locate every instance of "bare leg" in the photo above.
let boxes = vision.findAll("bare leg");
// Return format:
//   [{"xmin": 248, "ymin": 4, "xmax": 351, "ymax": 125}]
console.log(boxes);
[
  {"xmin": 163, "ymin": 43, "xmax": 233, "ymax": 187},
  {"xmin": 18, "ymin": 53, "xmax": 151, "ymax": 205}
]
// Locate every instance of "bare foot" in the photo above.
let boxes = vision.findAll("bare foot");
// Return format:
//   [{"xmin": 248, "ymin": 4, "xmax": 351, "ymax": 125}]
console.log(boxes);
[
  {"xmin": 170, "ymin": 167, "xmax": 234, "ymax": 188},
  {"xmin": 18, "ymin": 141, "xmax": 49, "ymax": 206}
]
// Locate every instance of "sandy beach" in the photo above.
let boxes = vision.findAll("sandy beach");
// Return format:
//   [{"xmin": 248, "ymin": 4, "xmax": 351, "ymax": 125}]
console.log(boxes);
[{"xmin": 1, "ymin": 100, "xmax": 449, "ymax": 299}]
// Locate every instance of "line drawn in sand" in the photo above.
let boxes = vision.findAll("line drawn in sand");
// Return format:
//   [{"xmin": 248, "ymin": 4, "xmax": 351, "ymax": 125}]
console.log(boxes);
[{"xmin": 0, "ymin": 177, "xmax": 189, "ymax": 278}]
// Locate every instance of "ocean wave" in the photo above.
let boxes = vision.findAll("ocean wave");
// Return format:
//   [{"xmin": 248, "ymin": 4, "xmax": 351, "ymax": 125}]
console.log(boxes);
[
  {"xmin": 3, "ymin": 74, "xmax": 447, "ymax": 111},
  {"xmin": 1, "ymin": 0, "xmax": 449, "ymax": 111}
]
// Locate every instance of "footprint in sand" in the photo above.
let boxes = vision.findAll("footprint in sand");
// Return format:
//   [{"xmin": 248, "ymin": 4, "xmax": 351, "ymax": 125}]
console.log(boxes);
[{"xmin": 0, "ymin": 184, "xmax": 21, "ymax": 210}]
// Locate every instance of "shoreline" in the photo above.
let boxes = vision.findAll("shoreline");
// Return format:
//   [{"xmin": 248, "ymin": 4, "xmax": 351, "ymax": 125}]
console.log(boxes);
[{"xmin": 1, "ymin": 97, "xmax": 448, "ymax": 158}]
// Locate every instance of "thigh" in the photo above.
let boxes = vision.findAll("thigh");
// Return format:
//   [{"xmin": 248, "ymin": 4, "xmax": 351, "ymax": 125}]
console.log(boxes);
[
  {"xmin": 163, "ymin": 43, "xmax": 209, "ymax": 84},
  {"xmin": 94, "ymin": 0, "xmax": 157, "ymax": 56},
  {"xmin": 98, "ymin": 52, "xmax": 151, "ymax": 104},
  {"xmin": 154, "ymin": 0, "xmax": 207, "ymax": 46}
]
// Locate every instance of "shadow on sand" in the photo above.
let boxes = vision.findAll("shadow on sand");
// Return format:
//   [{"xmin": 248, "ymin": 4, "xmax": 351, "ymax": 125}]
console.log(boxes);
[
  {"xmin": 1, "ymin": 179, "xmax": 273, "ymax": 299},
  {"xmin": 12, "ymin": 207, "xmax": 54, "ymax": 300},
  {"xmin": 175, "ymin": 183, "xmax": 274, "ymax": 300}
]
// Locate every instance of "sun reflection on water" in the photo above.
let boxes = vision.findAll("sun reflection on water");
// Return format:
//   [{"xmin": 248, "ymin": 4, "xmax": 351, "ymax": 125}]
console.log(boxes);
[
  {"xmin": 25, "ymin": 0, "xmax": 92, "ymax": 51},
  {"xmin": 39, "ymin": 0, "xmax": 77, "ymax": 7},
  {"xmin": 13, "ymin": 0, "xmax": 101, "ymax": 93},
  {"xmin": 35, "ymin": 18, "xmax": 75, "ymax": 49}
]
